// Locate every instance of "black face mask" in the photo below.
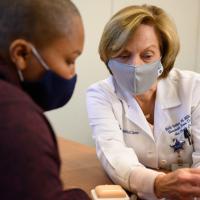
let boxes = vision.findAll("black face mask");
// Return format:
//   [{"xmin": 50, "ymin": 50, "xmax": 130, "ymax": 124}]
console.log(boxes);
[
  {"xmin": 18, "ymin": 46, "xmax": 77, "ymax": 111},
  {"xmin": 22, "ymin": 72, "xmax": 77, "ymax": 111}
]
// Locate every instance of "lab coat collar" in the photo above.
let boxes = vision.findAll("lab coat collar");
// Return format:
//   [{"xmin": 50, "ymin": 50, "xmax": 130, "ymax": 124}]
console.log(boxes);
[
  {"xmin": 156, "ymin": 74, "xmax": 181, "ymax": 109},
  {"xmin": 125, "ymin": 98, "xmax": 154, "ymax": 140},
  {"xmin": 104, "ymin": 76, "xmax": 127, "ymax": 102},
  {"xmin": 104, "ymin": 73, "xmax": 181, "ymax": 139},
  {"xmin": 105, "ymin": 76, "xmax": 154, "ymax": 140}
]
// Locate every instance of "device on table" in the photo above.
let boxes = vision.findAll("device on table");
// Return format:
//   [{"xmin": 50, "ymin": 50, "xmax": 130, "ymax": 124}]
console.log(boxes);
[{"xmin": 91, "ymin": 185, "xmax": 131, "ymax": 200}]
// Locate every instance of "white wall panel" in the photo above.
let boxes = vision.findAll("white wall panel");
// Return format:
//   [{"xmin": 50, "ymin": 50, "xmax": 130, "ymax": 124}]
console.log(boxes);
[{"xmin": 196, "ymin": 2, "xmax": 200, "ymax": 73}]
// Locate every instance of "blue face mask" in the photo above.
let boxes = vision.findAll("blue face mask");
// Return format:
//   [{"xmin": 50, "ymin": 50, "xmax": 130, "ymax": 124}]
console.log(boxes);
[
  {"xmin": 108, "ymin": 59, "xmax": 163, "ymax": 95},
  {"xmin": 18, "ymin": 46, "xmax": 77, "ymax": 111}
]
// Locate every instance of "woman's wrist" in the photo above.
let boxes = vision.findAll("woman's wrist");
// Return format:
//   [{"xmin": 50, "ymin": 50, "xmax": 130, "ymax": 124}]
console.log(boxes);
[{"xmin": 154, "ymin": 174, "xmax": 165, "ymax": 199}]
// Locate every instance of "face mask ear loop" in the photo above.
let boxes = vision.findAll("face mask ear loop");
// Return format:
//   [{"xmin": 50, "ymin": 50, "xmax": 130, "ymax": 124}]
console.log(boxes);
[
  {"xmin": 157, "ymin": 57, "xmax": 164, "ymax": 76},
  {"xmin": 31, "ymin": 46, "xmax": 50, "ymax": 71},
  {"xmin": 18, "ymin": 70, "xmax": 24, "ymax": 81}
]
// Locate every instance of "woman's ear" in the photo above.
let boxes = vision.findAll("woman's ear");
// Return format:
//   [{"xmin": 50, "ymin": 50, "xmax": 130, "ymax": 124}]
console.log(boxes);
[{"xmin": 9, "ymin": 39, "xmax": 32, "ymax": 71}]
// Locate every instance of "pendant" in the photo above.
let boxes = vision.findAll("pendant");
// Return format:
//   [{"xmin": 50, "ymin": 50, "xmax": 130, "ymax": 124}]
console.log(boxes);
[
  {"xmin": 170, "ymin": 138, "xmax": 185, "ymax": 152},
  {"xmin": 145, "ymin": 113, "xmax": 150, "ymax": 119},
  {"xmin": 170, "ymin": 138, "xmax": 189, "ymax": 171}
]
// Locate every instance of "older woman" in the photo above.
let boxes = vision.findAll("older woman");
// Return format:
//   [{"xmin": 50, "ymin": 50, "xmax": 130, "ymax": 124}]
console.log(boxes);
[{"xmin": 87, "ymin": 4, "xmax": 200, "ymax": 200}]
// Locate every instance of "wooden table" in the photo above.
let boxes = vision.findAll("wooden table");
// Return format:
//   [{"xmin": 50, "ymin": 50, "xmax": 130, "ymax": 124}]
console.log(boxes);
[{"xmin": 57, "ymin": 137, "xmax": 112, "ymax": 196}]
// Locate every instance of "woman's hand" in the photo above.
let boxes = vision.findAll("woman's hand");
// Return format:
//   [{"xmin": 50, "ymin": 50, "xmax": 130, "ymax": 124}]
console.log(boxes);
[{"xmin": 154, "ymin": 168, "xmax": 200, "ymax": 200}]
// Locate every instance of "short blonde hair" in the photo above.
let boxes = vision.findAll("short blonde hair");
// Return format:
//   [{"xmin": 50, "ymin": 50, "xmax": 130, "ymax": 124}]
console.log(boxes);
[{"xmin": 99, "ymin": 5, "xmax": 180, "ymax": 78}]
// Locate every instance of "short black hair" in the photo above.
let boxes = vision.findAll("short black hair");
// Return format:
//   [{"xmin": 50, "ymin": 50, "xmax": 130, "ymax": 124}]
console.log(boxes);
[{"xmin": 0, "ymin": 0, "xmax": 80, "ymax": 60}]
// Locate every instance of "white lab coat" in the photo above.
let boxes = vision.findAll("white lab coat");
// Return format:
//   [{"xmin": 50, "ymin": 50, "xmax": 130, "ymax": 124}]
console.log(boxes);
[{"xmin": 86, "ymin": 68, "xmax": 200, "ymax": 200}]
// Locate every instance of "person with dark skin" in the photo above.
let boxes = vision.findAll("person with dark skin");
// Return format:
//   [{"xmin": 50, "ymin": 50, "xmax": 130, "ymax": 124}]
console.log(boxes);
[{"xmin": 0, "ymin": 0, "xmax": 90, "ymax": 199}]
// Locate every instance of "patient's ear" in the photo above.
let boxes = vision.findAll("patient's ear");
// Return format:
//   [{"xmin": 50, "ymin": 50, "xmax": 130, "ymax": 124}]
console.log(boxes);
[{"xmin": 9, "ymin": 39, "xmax": 32, "ymax": 71}]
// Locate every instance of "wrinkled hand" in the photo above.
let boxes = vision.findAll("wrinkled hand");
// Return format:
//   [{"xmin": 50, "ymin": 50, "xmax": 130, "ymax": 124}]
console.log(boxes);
[{"xmin": 154, "ymin": 168, "xmax": 200, "ymax": 200}]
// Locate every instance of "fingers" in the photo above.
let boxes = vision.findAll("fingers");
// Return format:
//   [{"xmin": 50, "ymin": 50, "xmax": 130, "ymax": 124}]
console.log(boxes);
[
  {"xmin": 155, "ymin": 168, "xmax": 200, "ymax": 199},
  {"xmin": 174, "ymin": 168, "xmax": 200, "ymax": 187},
  {"xmin": 186, "ymin": 168, "xmax": 200, "ymax": 174},
  {"xmin": 184, "ymin": 186, "xmax": 200, "ymax": 197}
]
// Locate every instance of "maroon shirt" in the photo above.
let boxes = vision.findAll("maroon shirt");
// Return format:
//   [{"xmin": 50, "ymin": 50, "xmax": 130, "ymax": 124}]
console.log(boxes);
[{"xmin": 0, "ymin": 61, "xmax": 90, "ymax": 200}]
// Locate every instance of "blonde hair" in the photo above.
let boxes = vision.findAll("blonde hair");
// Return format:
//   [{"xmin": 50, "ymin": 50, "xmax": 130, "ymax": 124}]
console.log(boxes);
[{"xmin": 99, "ymin": 5, "xmax": 180, "ymax": 78}]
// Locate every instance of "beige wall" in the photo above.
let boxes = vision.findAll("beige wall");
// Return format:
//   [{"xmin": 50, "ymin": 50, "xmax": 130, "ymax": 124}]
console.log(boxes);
[{"xmin": 46, "ymin": 0, "xmax": 200, "ymax": 146}]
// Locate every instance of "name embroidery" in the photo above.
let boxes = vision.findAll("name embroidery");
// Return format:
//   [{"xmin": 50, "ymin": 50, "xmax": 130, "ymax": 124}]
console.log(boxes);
[
  {"xmin": 165, "ymin": 115, "xmax": 191, "ymax": 135},
  {"xmin": 123, "ymin": 129, "xmax": 139, "ymax": 134}
]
